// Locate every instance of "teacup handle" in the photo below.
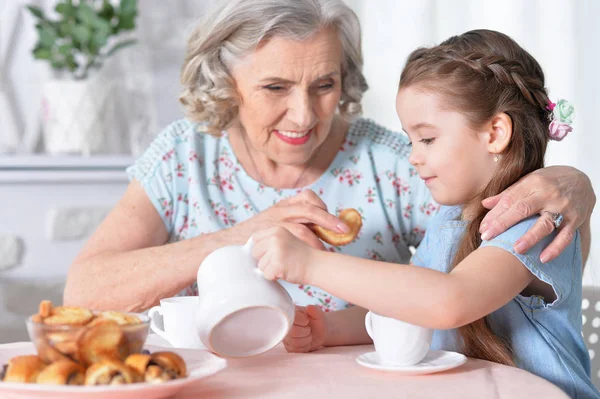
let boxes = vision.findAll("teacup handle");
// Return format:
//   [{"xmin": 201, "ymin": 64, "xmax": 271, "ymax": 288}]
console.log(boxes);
[
  {"xmin": 365, "ymin": 311, "xmax": 374, "ymax": 340},
  {"xmin": 148, "ymin": 306, "xmax": 169, "ymax": 341}
]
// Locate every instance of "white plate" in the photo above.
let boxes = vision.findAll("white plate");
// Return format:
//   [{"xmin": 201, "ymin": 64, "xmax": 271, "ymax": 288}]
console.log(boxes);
[
  {"xmin": 356, "ymin": 350, "xmax": 467, "ymax": 375},
  {"xmin": 0, "ymin": 343, "xmax": 226, "ymax": 399}
]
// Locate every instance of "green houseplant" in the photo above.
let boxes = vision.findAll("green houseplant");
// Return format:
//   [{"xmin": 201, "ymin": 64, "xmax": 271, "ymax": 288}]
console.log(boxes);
[
  {"xmin": 26, "ymin": 0, "xmax": 138, "ymax": 80},
  {"xmin": 25, "ymin": 0, "xmax": 139, "ymax": 155}
]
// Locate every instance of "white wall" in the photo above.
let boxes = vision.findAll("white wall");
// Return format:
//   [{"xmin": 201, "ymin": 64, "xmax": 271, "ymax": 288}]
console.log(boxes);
[{"xmin": 1, "ymin": 0, "xmax": 598, "ymax": 284}]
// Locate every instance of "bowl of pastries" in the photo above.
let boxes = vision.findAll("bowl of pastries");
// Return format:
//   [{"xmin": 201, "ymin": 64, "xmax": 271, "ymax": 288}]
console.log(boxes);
[{"xmin": 0, "ymin": 300, "xmax": 188, "ymax": 386}]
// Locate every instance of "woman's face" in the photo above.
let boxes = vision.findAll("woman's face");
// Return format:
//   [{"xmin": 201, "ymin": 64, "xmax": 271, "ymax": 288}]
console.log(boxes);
[{"xmin": 229, "ymin": 27, "xmax": 343, "ymax": 166}]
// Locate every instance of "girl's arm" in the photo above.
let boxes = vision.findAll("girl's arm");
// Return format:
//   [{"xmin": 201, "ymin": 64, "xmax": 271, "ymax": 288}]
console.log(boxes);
[{"xmin": 307, "ymin": 247, "xmax": 534, "ymax": 330}]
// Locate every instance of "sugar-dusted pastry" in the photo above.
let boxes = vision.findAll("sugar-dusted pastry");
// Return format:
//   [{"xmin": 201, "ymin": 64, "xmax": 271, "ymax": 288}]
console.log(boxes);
[
  {"xmin": 125, "ymin": 352, "xmax": 187, "ymax": 382},
  {"xmin": 85, "ymin": 359, "xmax": 142, "ymax": 385},
  {"xmin": 96, "ymin": 310, "xmax": 142, "ymax": 325},
  {"xmin": 43, "ymin": 306, "xmax": 93, "ymax": 326},
  {"xmin": 36, "ymin": 360, "xmax": 85, "ymax": 385},
  {"xmin": 2, "ymin": 355, "xmax": 47, "ymax": 383},
  {"xmin": 77, "ymin": 321, "xmax": 127, "ymax": 366},
  {"xmin": 309, "ymin": 208, "xmax": 362, "ymax": 246}
]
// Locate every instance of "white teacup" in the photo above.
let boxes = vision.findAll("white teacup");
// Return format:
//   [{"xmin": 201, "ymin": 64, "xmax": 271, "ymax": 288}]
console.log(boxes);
[
  {"xmin": 365, "ymin": 311, "xmax": 433, "ymax": 366},
  {"xmin": 148, "ymin": 296, "xmax": 205, "ymax": 349}
]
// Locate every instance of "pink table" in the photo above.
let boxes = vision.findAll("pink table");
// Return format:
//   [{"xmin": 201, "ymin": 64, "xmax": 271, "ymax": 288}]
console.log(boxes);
[
  {"xmin": 182, "ymin": 344, "xmax": 568, "ymax": 399},
  {"xmin": 0, "ymin": 342, "xmax": 568, "ymax": 399}
]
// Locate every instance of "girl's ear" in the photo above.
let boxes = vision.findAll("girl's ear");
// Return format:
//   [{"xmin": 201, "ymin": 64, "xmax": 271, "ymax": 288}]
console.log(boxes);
[{"xmin": 487, "ymin": 112, "xmax": 513, "ymax": 154}]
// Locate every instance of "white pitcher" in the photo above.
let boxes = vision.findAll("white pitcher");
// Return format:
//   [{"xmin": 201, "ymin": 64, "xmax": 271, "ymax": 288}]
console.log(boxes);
[{"xmin": 196, "ymin": 238, "xmax": 295, "ymax": 357}]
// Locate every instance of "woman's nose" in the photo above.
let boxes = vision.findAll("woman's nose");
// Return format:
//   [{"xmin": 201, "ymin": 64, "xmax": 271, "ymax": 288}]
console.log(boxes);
[{"xmin": 287, "ymin": 90, "xmax": 316, "ymax": 128}]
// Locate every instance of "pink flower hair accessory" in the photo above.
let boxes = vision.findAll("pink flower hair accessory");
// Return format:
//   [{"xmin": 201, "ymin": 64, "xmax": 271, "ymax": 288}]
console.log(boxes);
[{"xmin": 548, "ymin": 98, "xmax": 574, "ymax": 141}]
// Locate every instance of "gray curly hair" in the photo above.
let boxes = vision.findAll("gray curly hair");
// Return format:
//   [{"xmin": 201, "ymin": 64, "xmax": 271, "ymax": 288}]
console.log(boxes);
[{"xmin": 179, "ymin": 0, "xmax": 368, "ymax": 136}]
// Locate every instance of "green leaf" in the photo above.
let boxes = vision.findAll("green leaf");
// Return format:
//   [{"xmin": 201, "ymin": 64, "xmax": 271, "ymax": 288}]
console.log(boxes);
[
  {"xmin": 65, "ymin": 54, "xmax": 78, "ymax": 71},
  {"xmin": 58, "ymin": 22, "xmax": 72, "ymax": 37},
  {"xmin": 33, "ymin": 47, "xmax": 52, "ymax": 60},
  {"xmin": 89, "ymin": 33, "xmax": 108, "ymax": 54},
  {"xmin": 38, "ymin": 25, "xmax": 57, "ymax": 47},
  {"xmin": 76, "ymin": 2, "xmax": 98, "ymax": 26},
  {"xmin": 55, "ymin": 3, "xmax": 75, "ymax": 18},
  {"xmin": 72, "ymin": 24, "xmax": 92, "ymax": 44},
  {"xmin": 119, "ymin": 0, "xmax": 137, "ymax": 16},
  {"xmin": 91, "ymin": 18, "xmax": 112, "ymax": 34},
  {"xmin": 116, "ymin": 14, "xmax": 136, "ymax": 30},
  {"xmin": 105, "ymin": 38, "xmax": 137, "ymax": 57},
  {"xmin": 58, "ymin": 43, "xmax": 72, "ymax": 56},
  {"xmin": 25, "ymin": 5, "xmax": 45, "ymax": 19},
  {"xmin": 99, "ymin": 1, "xmax": 115, "ymax": 20}
]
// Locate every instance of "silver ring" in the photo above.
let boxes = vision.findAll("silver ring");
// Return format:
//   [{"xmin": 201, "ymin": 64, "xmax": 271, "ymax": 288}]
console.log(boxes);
[{"xmin": 543, "ymin": 212, "xmax": 563, "ymax": 229}]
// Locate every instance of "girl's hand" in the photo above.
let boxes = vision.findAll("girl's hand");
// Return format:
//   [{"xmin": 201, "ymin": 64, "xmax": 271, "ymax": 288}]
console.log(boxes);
[
  {"xmin": 251, "ymin": 226, "xmax": 317, "ymax": 284},
  {"xmin": 283, "ymin": 305, "xmax": 328, "ymax": 353},
  {"xmin": 480, "ymin": 166, "xmax": 595, "ymax": 262}
]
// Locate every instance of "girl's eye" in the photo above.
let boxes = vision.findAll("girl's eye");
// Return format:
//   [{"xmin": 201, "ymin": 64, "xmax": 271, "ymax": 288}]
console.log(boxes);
[{"xmin": 420, "ymin": 138, "xmax": 435, "ymax": 145}]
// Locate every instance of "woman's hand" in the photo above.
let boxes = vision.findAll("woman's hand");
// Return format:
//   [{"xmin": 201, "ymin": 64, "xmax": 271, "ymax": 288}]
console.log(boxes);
[
  {"xmin": 283, "ymin": 306, "xmax": 328, "ymax": 353},
  {"xmin": 233, "ymin": 190, "xmax": 348, "ymax": 250},
  {"xmin": 480, "ymin": 166, "xmax": 595, "ymax": 262},
  {"xmin": 251, "ymin": 226, "xmax": 316, "ymax": 283}
]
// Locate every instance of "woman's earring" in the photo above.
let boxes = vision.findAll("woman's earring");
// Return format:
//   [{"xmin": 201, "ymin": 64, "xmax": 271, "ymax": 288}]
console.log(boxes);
[{"xmin": 493, "ymin": 154, "xmax": 499, "ymax": 162}]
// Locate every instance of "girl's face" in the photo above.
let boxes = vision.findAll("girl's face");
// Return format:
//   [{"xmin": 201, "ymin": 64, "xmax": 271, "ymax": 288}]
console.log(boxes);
[{"xmin": 396, "ymin": 86, "xmax": 498, "ymax": 206}]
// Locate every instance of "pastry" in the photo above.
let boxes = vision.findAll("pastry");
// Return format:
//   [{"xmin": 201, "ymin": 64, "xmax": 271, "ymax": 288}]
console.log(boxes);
[
  {"xmin": 2, "ymin": 355, "xmax": 47, "ymax": 383},
  {"xmin": 77, "ymin": 321, "xmax": 128, "ymax": 366},
  {"xmin": 43, "ymin": 306, "xmax": 93, "ymax": 326},
  {"xmin": 84, "ymin": 359, "xmax": 141, "ymax": 385},
  {"xmin": 97, "ymin": 311, "xmax": 142, "ymax": 325},
  {"xmin": 35, "ymin": 360, "xmax": 85, "ymax": 385},
  {"xmin": 35, "ymin": 338, "xmax": 74, "ymax": 364},
  {"xmin": 125, "ymin": 352, "xmax": 187, "ymax": 382},
  {"xmin": 309, "ymin": 208, "xmax": 362, "ymax": 246}
]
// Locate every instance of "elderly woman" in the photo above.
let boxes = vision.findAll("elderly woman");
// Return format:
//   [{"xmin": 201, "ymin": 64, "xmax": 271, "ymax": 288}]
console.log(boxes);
[{"xmin": 65, "ymin": 0, "xmax": 594, "ymax": 345}]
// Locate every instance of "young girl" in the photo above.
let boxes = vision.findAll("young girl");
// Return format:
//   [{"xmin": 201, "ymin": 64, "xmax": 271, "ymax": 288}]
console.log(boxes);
[{"xmin": 251, "ymin": 29, "xmax": 598, "ymax": 398}]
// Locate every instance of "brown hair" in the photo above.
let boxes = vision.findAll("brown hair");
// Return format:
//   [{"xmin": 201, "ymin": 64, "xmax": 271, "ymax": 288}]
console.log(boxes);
[{"xmin": 399, "ymin": 29, "xmax": 553, "ymax": 365}]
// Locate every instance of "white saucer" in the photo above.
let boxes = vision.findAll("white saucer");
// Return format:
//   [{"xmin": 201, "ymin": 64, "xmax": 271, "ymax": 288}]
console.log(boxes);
[
  {"xmin": 356, "ymin": 350, "xmax": 467, "ymax": 375},
  {"xmin": 145, "ymin": 333, "xmax": 174, "ymax": 348}
]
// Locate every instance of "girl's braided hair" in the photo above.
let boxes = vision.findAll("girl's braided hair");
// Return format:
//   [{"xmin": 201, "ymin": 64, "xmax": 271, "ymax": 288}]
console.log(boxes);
[{"xmin": 400, "ymin": 29, "xmax": 553, "ymax": 366}]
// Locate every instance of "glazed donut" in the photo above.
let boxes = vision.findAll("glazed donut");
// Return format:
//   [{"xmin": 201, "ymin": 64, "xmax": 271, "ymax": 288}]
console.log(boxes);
[{"xmin": 309, "ymin": 208, "xmax": 362, "ymax": 246}]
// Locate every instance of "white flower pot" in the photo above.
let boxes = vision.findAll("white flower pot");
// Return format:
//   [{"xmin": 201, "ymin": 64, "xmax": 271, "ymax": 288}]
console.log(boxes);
[{"xmin": 41, "ymin": 75, "xmax": 118, "ymax": 155}]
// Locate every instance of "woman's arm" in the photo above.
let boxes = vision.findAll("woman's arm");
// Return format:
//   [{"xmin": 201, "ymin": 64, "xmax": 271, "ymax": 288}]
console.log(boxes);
[
  {"xmin": 480, "ymin": 166, "xmax": 595, "ymax": 263},
  {"xmin": 64, "ymin": 185, "xmax": 346, "ymax": 311},
  {"xmin": 63, "ymin": 181, "xmax": 241, "ymax": 311},
  {"xmin": 305, "ymin": 247, "xmax": 534, "ymax": 330}
]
